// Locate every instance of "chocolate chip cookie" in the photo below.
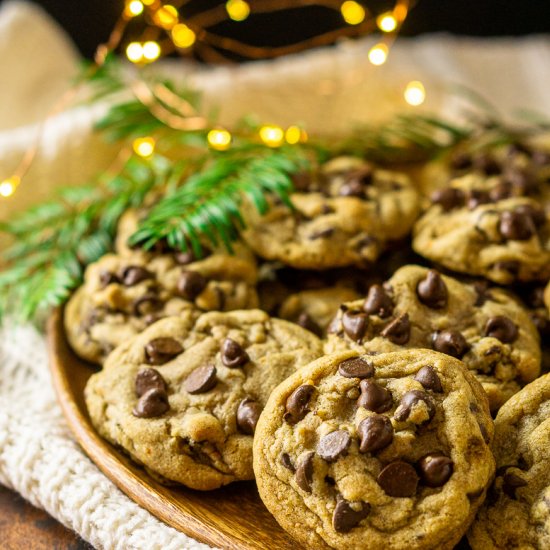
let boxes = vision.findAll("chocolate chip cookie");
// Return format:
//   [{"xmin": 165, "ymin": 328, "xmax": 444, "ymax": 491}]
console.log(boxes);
[
  {"xmin": 253, "ymin": 349, "xmax": 495, "ymax": 549},
  {"xmin": 325, "ymin": 265, "xmax": 541, "ymax": 411},
  {"xmin": 65, "ymin": 247, "xmax": 259, "ymax": 364},
  {"xmin": 242, "ymin": 156, "xmax": 420, "ymax": 269},
  {"xmin": 468, "ymin": 373, "xmax": 550, "ymax": 549},
  {"xmin": 85, "ymin": 309, "xmax": 323, "ymax": 490},
  {"xmin": 413, "ymin": 173, "xmax": 550, "ymax": 284}
]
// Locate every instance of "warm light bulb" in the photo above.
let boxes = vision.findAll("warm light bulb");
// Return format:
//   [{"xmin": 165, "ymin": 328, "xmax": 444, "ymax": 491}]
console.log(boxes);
[
  {"xmin": 207, "ymin": 128, "xmax": 232, "ymax": 151},
  {"xmin": 260, "ymin": 125, "xmax": 285, "ymax": 147},
  {"xmin": 141, "ymin": 0, "xmax": 155, "ymax": 5},
  {"xmin": 142, "ymin": 41, "xmax": 161, "ymax": 61},
  {"xmin": 0, "ymin": 176, "xmax": 19, "ymax": 198},
  {"xmin": 126, "ymin": 42, "xmax": 144, "ymax": 63},
  {"xmin": 285, "ymin": 126, "xmax": 307, "ymax": 144},
  {"xmin": 125, "ymin": 0, "xmax": 144, "ymax": 17},
  {"xmin": 226, "ymin": 0, "xmax": 250, "ymax": 21},
  {"xmin": 341, "ymin": 1, "xmax": 366, "ymax": 25},
  {"xmin": 404, "ymin": 81, "xmax": 426, "ymax": 106},
  {"xmin": 133, "ymin": 137, "xmax": 156, "ymax": 157},
  {"xmin": 154, "ymin": 5, "xmax": 178, "ymax": 29},
  {"xmin": 172, "ymin": 24, "xmax": 196, "ymax": 48},
  {"xmin": 377, "ymin": 12, "xmax": 397, "ymax": 32},
  {"xmin": 368, "ymin": 43, "xmax": 388, "ymax": 65}
]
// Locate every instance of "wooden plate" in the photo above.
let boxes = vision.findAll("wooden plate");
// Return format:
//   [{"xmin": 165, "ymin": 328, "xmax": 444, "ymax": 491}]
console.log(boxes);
[{"xmin": 47, "ymin": 308, "xmax": 299, "ymax": 549}]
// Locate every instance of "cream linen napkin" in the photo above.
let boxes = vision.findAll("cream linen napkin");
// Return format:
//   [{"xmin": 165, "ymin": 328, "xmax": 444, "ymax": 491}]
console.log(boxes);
[{"xmin": 1, "ymin": 1, "xmax": 549, "ymax": 548}]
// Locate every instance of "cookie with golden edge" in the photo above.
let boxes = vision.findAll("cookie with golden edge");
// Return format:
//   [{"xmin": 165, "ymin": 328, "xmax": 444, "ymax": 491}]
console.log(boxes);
[
  {"xmin": 254, "ymin": 349, "xmax": 494, "ymax": 550},
  {"xmin": 86, "ymin": 310, "xmax": 323, "ymax": 490},
  {"xmin": 325, "ymin": 265, "xmax": 541, "ymax": 412}
]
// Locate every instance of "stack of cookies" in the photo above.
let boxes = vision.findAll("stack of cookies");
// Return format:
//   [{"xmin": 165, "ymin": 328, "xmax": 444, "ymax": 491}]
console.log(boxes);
[{"xmin": 65, "ymin": 142, "xmax": 550, "ymax": 549}]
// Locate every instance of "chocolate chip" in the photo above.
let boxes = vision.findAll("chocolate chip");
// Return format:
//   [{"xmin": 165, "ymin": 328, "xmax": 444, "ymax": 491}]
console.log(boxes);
[
  {"xmin": 358, "ymin": 415, "xmax": 393, "ymax": 454},
  {"xmin": 499, "ymin": 210, "xmax": 536, "ymax": 241},
  {"xmin": 432, "ymin": 330, "xmax": 469, "ymax": 358},
  {"xmin": 281, "ymin": 452, "xmax": 295, "ymax": 472},
  {"xmin": 473, "ymin": 280, "xmax": 493, "ymax": 306},
  {"xmin": 418, "ymin": 454, "xmax": 453, "ymax": 487},
  {"xmin": 295, "ymin": 452, "xmax": 314, "ymax": 492},
  {"xmin": 221, "ymin": 338, "xmax": 249, "ymax": 368},
  {"xmin": 297, "ymin": 313, "xmax": 323, "ymax": 337},
  {"xmin": 430, "ymin": 188, "xmax": 465, "ymax": 211},
  {"xmin": 99, "ymin": 270, "xmax": 120, "ymax": 288},
  {"xmin": 177, "ymin": 271, "xmax": 207, "ymax": 300},
  {"xmin": 380, "ymin": 313, "xmax": 410, "ymax": 345},
  {"xmin": 416, "ymin": 270, "xmax": 448, "ymax": 309},
  {"xmin": 342, "ymin": 310, "xmax": 368, "ymax": 342},
  {"xmin": 332, "ymin": 500, "xmax": 370, "ymax": 533},
  {"xmin": 132, "ymin": 388, "xmax": 169, "ymax": 418},
  {"xmin": 514, "ymin": 204, "xmax": 546, "ymax": 227},
  {"xmin": 358, "ymin": 379, "xmax": 393, "ymax": 413},
  {"xmin": 338, "ymin": 357, "xmax": 374, "ymax": 379},
  {"xmin": 504, "ymin": 166, "xmax": 536, "ymax": 195},
  {"xmin": 414, "ymin": 366, "xmax": 443, "ymax": 393},
  {"xmin": 339, "ymin": 179, "xmax": 364, "ymax": 197},
  {"xmin": 377, "ymin": 461, "xmax": 419, "ymax": 497},
  {"xmin": 309, "ymin": 227, "xmax": 335, "ymax": 240},
  {"xmin": 474, "ymin": 153, "xmax": 501, "ymax": 175},
  {"xmin": 489, "ymin": 180, "xmax": 513, "ymax": 202},
  {"xmin": 492, "ymin": 260, "xmax": 520, "ymax": 276},
  {"xmin": 363, "ymin": 284, "xmax": 393, "ymax": 318},
  {"xmin": 236, "ymin": 398, "xmax": 262, "ymax": 435},
  {"xmin": 317, "ymin": 430, "xmax": 351, "ymax": 462},
  {"xmin": 292, "ymin": 172, "xmax": 313, "ymax": 192},
  {"xmin": 174, "ymin": 246, "xmax": 210, "ymax": 265},
  {"xmin": 467, "ymin": 189, "xmax": 491, "ymax": 210},
  {"xmin": 502, "ymin": 471, "xmax": 527, "ymax": 499},
  {"xmin": 284, "ymin": 385, "xmax": 315, "ymax": 423},
  {"xmin": 135, "ymin": 368, "xmax": 167, "ymax": 397},
  {"xmin": 393, "ymin": 390, "xmax": 435, "ymax": 423},
  {"xmin": 145, "ymin": 337, "xmax": 183, "ymax": 365},
  {"xmin": 184, "ymin": 365, "xmax": 217, "ymax": 394},
  {"xmin": 121, "ymin": 266, "xmax": 153, "ymax": 286},
  {"xmin": 450, "ymin": 151, "xmax": 472, "ymax": 170},
  {"xmin": 485, "ymin": 316, "xmax": 518, "ymax": 343},
  {"xmin": 133, "ymin": 293, "xmax": 163, "ymax": 316}
]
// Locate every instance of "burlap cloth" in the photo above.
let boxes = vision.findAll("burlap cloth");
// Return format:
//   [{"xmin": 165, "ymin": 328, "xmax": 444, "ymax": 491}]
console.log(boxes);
[{"xmin": 1, "ymin": 1, "xmax": 549, "ymax": 548}]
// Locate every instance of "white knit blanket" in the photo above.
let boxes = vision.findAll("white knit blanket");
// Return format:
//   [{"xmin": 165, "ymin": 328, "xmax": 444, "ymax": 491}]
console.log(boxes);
[{"xmin": 1, "ymin": 2, "xmax": 549, "ymax": 548}]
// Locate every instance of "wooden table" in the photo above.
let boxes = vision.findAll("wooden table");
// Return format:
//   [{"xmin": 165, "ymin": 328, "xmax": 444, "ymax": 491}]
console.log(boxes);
[{"xmin": 0, "ymin": 485, "xmax": 93, "ymax": 550}]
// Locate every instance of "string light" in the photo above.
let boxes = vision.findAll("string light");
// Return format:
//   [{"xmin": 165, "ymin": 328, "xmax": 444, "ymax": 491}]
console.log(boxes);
[
  {"xmin": 226, "ymin": 0, "xmax": 250, "ymax": 22},
  {"xmin": 124, "ymin": 1, "xmax": 144, "ymax": 18},
  {"xmin": 340, "ymin": 1, "xmax": 366, "ymax": 25},
  {"xmin": 207, "ymin": 128, "xmax": 232, "ymax": 150},
  {"xmin": 133, "ymin": 136, "xmax": 156, "ymax": 157},
  {"xmin": 0, "ymin": 176, "xmax": 19, "ymax": 198},
  {"xmin": 141, "ymin": 0, "xmax": 156, "ymax": 5},
  {"xmin": 259, "ymin": 125, "xmax": 285, "ymax": 147},
  {"xmin": 126, "ymin": 42, "xmax": 144, "ymax": 63},
  {"xmin": 404, "ymin": 81, "xmax": 426, "ymax": 106},
  {"xmin": 377, "ymin": 12, "xmax": 397, "ymax": 32},
  {"xmin": 143, "ymin": 41, "xmax": 161, "ymax": 61},
  {"xmin": 368, "ymin": 43, "xmax": 388, "ymax": 65},
  {"xmin": 285, "ymin": 126, "xmax": 308, "ymax": 144},
  {"xmin": 153, "ymin": 5, "xmax": 179, "ymax": 30},
  {"xmin": 172, "ymin": 24, "xmax": 196, "ymax": 48}
]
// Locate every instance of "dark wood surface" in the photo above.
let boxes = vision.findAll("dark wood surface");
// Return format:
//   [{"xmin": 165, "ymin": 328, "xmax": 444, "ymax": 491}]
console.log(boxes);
[{"xmin": 0, "ymin": 484, "xmax": 93, "ymax": 550}]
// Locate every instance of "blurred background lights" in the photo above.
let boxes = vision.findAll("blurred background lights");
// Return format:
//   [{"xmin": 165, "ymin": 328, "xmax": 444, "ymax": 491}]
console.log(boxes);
[
  {"xmin": 126, "ymin": 41, "xmax": 143, "ymax": 62},
  {"xmin": 226, "ymin": 0, "xmax": 251, "ymax": 22},
  {"xmin": 125, "ymin": 1, "xmax": 144, "ymax": 18},
  {"xmin": 368, "ymin": 43, "xmax": 388, "ymax": 65},
  {"xmin": 340, "ymin": 1, "xmax": 366, "ymax": 25},
  {"xmin": 172, "ymin": 24, "xmax": 196, "ymax": 48},
  {"xmin": 404, "ymin": 81, "xmax": 426, "ymax": 105},
  {"xmin": 207, "ymin": 128, "xmax": 232, "ymax": 150},
  {"xmin": 0, "ymin": 177, "xmax": 20, "ymax": 198},
  {"xmin": 142, "ymin": 41, "xmax": 161, "ymax": 61},
  {"xmin": 285, "ymin": 126, "xmax": 307, "ymax": 144},
  {"xmin": 259, "ymin": 125, "xmax": 285, "ymax": 147},
  {"xmin": 133, "ymin": 136, "xmax": 156, "ymax": 157},
  {"xmin": 154, "ymin": 5, "xmax": 179, "ymax": 29},
  {"xmin": 377, "ymin": 12, "xmax": 397, "ymax": 32}
]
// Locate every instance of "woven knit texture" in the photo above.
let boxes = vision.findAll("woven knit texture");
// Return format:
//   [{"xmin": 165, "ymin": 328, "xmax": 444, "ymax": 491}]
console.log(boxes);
[{"xmin": 1, "ymin": 1, "xmax": 550, "ymax": 548}]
